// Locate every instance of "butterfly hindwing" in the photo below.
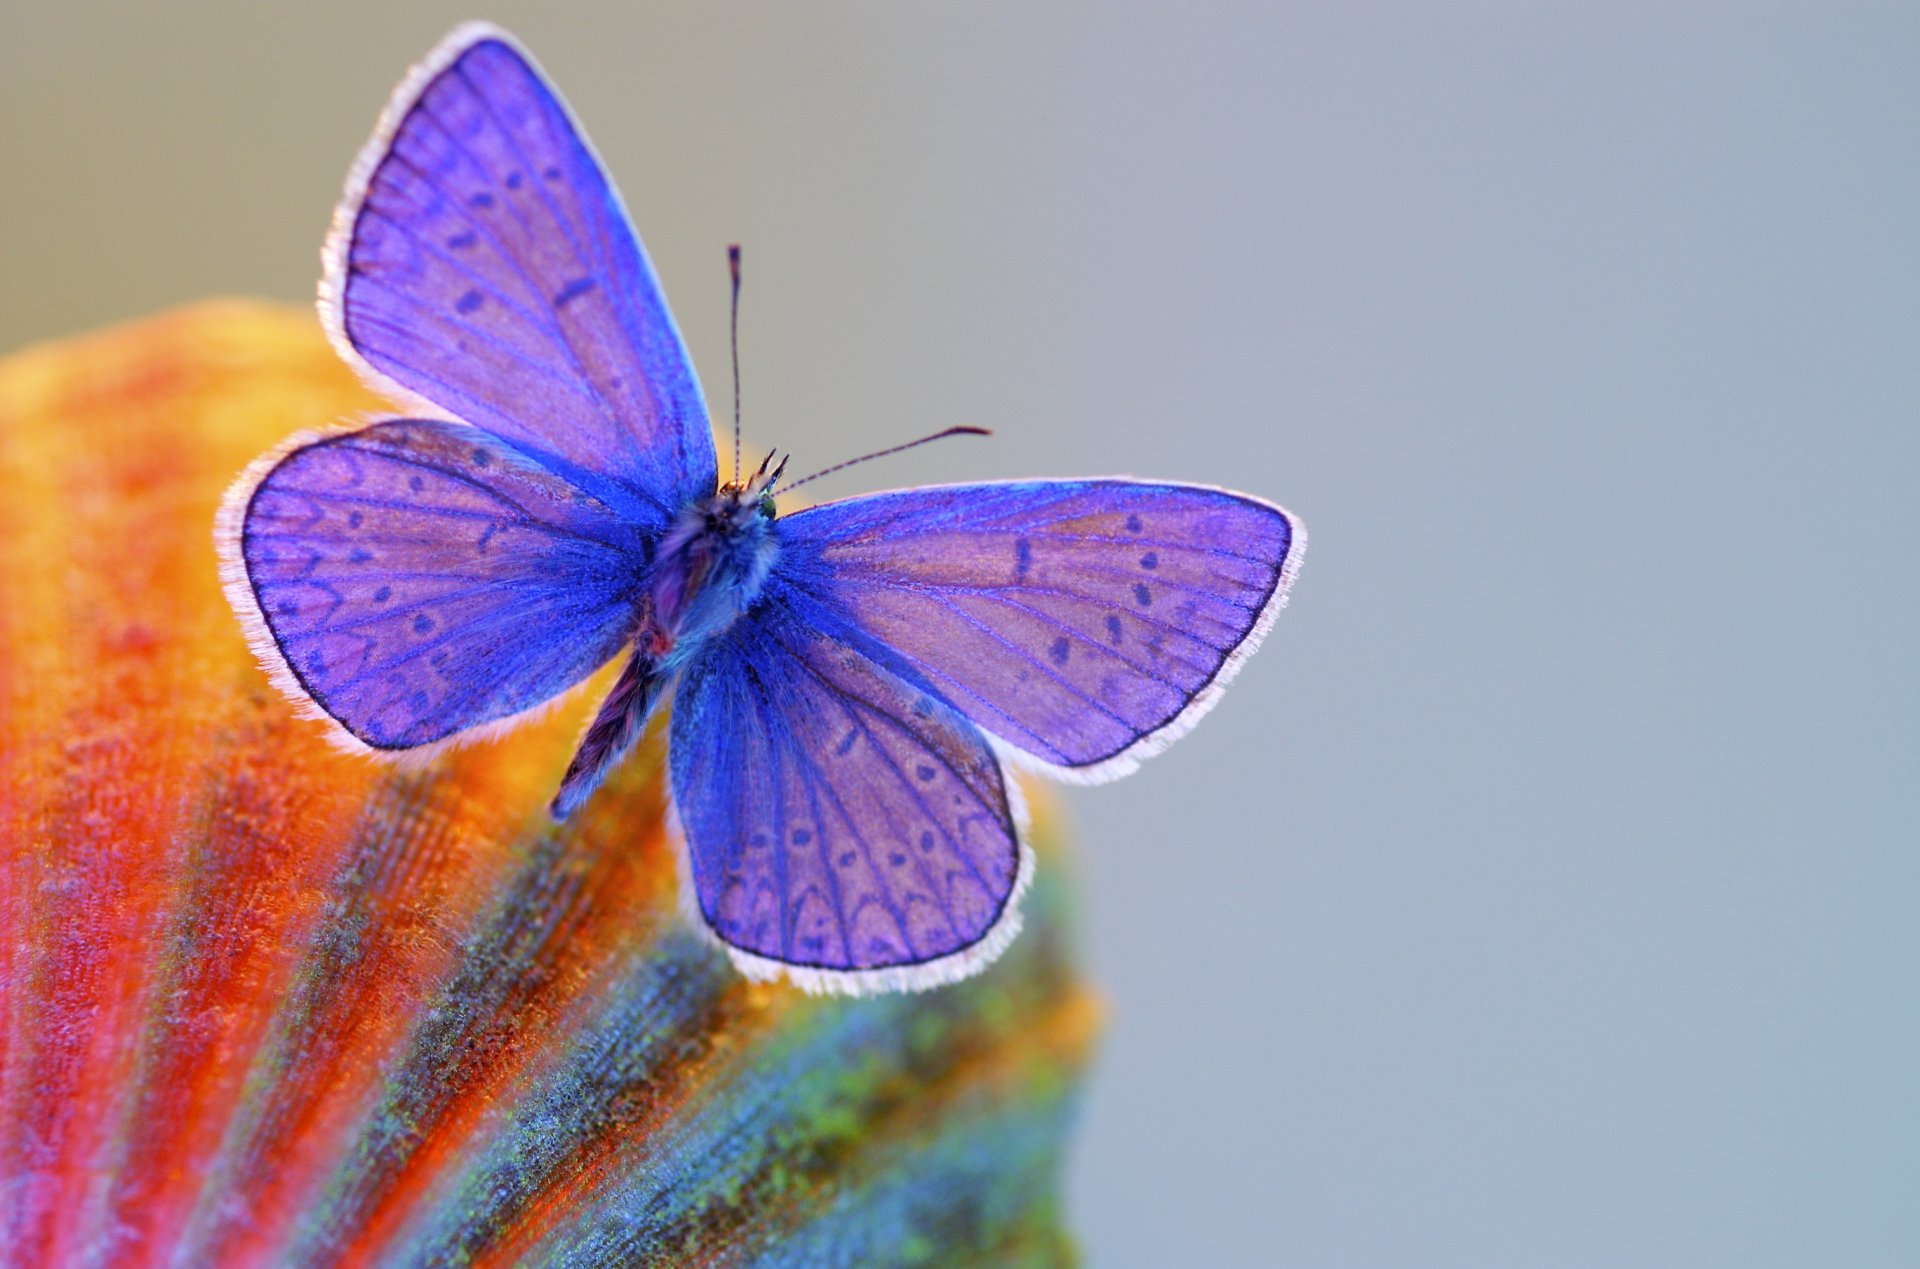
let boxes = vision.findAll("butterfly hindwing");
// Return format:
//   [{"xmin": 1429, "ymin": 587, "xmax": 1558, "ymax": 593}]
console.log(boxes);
[
  {"xmin": 777, "ymin": 480, "xmax": 1303, "ymax": 778},
  {"xmin": 221, "ymin": 418, "xmax": 646, "ymax": 751},
  {"xmin": 670, "ymin": 587, "xmax": 1028, "ymax": 992},
  {"xmin": 325, "ymin": 23, "xmax": 713, "ymax": 528}
]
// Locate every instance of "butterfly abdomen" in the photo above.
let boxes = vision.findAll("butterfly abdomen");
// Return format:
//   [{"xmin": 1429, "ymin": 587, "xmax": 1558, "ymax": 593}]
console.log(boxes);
[{"xmin": 550, "ymin": 650, "xmax": 664, "ymax": 818}]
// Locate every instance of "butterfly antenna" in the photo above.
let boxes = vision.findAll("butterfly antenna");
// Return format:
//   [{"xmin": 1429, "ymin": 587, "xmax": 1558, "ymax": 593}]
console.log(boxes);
[
  {"xmin": 729, "ymin": 244, "xmax": 743, "ymax": 484},
  {"xmin": 779, "ymin": 426, "xmax": 992, "ymax": 494}
]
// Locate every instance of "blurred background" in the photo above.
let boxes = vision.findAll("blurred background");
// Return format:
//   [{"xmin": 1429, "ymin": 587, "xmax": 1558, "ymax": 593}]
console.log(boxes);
[{"xmin": 5, "ymin": 3, "xmax": 1916, "ymax": 1264}]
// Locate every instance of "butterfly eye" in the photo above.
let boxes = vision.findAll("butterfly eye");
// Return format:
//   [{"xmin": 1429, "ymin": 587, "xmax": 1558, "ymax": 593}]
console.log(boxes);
[{"xmin": 758, "ymin": 494, "xmax": 776, "ymax": 520}]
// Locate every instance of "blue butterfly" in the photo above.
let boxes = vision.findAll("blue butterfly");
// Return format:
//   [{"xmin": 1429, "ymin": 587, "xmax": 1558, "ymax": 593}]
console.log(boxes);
[{"xmin": 217, "ymin": 24, "xmax": 1304, "ymax": 994}]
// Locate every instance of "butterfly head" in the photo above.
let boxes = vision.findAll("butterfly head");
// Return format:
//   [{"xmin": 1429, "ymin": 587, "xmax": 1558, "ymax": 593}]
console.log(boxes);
[{"xmin": 714, "ymin": 450, "xmax": 788, "ymax": 527}]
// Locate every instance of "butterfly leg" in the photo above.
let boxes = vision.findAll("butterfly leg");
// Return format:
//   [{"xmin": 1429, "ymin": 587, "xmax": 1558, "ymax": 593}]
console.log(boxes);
[{"xmin": 550, "ymin": 648, "xmax": 666, "ymax": 819}]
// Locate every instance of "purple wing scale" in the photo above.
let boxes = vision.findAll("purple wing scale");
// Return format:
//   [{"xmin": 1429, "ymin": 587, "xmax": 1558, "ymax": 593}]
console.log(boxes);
[
  {"xmin": 221, "ymin": 419, "xmax": 645, "ymax": 750},
  {"xmin": 325, "ymin": 25, "xmax": 713, "ymax": 524},
  {"xmin": 670, "ymin": 593, "xmax": 1028, "ymax": 992},
  {"xmin": 777, "ymin": 480, "xmax": 1303, "ymax": 778}
]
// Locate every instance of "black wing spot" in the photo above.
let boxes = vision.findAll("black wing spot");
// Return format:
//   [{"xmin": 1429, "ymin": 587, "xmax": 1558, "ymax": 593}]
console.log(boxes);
[
  {"xmin": 543, "ymin": 165, "xmax": 563, "ymax": 181},
  {"xmin": 408, "ymin": 475, "xmax": 425, "ymax": 493},
  {"xmin": 471, "ymin": 448, "xmax": 492, "ymax": 467},
  {"xmin": 919, "ymin": 831, "xmax": 936, "ymax": 852},
  {"xmin": 838, "ymin": 851, "xmax": 857, "ymax": 867},
  {"xmin": 349, "ymin": 548, "xmax": 373, "ymax": 564},
  {"xmin": 1015, "ymin": 537, "xmax": 1032, "ymax": 579},
  {"xmin": 554, "ymin": 277, "xmax": 596, "ymax": 306},
  {"xmin": 889, "ymin": 852, "xmax": 907, "ymax": 867},
  {"xmin": 1126, "ymin": 514, "xmax": 1143, "ymax": 532},
  {"xmin": 1140, "ymin": 550, "xmax": 1159, "ymax": 569},
  {"xmin": 412, "ymin": 614, "xmax": 434, "ymax": 634},
  {"xmin": 373, "ymin": 585, "xmax": 391, "ymax": 603},
  {"xmin": 835, "ymin": 731, "xmax": 858, "ymax": 756},
  {"xmin": 469, "ymin": 192, "xmax": 495, "ymax": 209},
  {"xmin": 792, "ymin": 828, "xmax": 812, "ymax": 845},
  {"xmin": 505, "ymin": 170, "xmax": 523, "ymax": 189},
  {"xmin": 456, "ymin": 289, "xmax": 484, "ymax": 315},
  {"xmin": 1105, "ymin": 614, "xmax": 1123, "ymax": 645},
  {"xmin": 1048, "ymin": 636, "xmax": 1070, "ymax": 666},
  {"xmin": 347, "ymin": 511, "xmax": 364, "ymax": 529},
  {"xmin": 1134, "ymin": 583, "xmax": 1153, "ymax": 607},
  {"xmin": 446, "ymin": 231, "xmax": 477, "ymax": 250},
  {"xmin": 915, "ymin": 764, "xmax": 937, "ymax": 782}
]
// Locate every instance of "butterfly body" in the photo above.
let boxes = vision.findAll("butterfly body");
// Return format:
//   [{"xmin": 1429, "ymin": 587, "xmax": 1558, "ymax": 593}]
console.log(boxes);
[
  {"xmin": 551, "ymin": 468, "xmax": 784, "ymax": 817},
  {"xmin": 218, "ymin": 23, "xmax": 1305, "ymax": 993}
]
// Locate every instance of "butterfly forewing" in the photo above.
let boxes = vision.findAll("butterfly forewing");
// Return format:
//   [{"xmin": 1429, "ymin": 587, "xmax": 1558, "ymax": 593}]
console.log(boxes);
[
  {"xmin": 778, "ymin": 480, "xmax": 1302, "ymax": 776},
  {"xmin": 331, "ymin": 27, "xmax": 713, "ymax": 526},
  {"xmin": 230, "ymin": 419, "xmax": 645, "ymax": 749},
  {"xmin": 670, "ymin": 591, "xmax": 1025, "ymax": 989}
]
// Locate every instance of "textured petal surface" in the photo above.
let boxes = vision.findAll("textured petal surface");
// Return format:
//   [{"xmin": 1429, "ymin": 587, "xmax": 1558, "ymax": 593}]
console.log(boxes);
[
  {"xmin": 231, "ymin": 418, "xmax": 645, "ymax": 748},
  {"xmin": 671, "ymin": 585, "xmax": 1024, "ymax": 984},
  {"xmin": 779, "ymin": 480, "xmax": 1301, "ymax": 773},
  {"xmin": 0, "ymin": 303, "xmax": 1094, "ymax": 1268},
  {"xmin": 331, "ymin": 26, "xmax": 713, "ymax": 524}
]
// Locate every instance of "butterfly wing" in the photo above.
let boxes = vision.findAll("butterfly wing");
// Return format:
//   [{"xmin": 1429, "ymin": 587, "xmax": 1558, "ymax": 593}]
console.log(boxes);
[
  {"xmin": 669, "ymin": 585, "xmax": 1029, "ymax": 994},
  {"xmin": 323, "ymin": 23, "xmax": 713, "ymax": 529},
  {"xmin": 218, "ymin": 419, "xmax": 645, "ymax": 751},
  {"xmin": 776, "ymin": 480, "xmax": 1304, "ymax": 780}
]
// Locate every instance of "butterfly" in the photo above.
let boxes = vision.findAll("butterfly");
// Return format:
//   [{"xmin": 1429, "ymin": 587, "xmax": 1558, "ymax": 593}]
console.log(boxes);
[{"xmin": 216, "ymin": 23, "xmax": 1304, "ymax": 995}]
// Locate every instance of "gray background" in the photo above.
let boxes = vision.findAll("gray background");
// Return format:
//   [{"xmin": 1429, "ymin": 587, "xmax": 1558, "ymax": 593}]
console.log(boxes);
[{"xmin": 5, "ymin": 3, "xmax": 1916, "ymax": 1265}]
